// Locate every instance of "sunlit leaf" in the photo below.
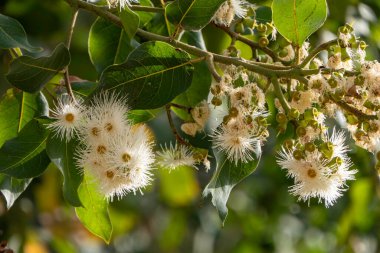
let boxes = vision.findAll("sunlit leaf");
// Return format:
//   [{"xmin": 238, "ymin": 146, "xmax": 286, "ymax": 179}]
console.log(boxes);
[
  {"xmin": 75, "ymin": 173, "xmax": 112, "ymax": 244},
  {"xmin": 272, "ymin": 0, "xmax": 327, "ymax": 45},
  {"xmin": 6, "ymin": 43, "xmax": 70, "ymax": 93},
  {"xmin": 99, "ymin": 41, "xmax": 194, "ymax": 109},
  {"xmin": 0, "ymin": 90, "xmax": 48, "ymax": 147},
  {"xmin": 166, "ymin": 0, "xmax": 225, "ymax": 31},
  {"xmin": 88, "ymin": 17, "xmax": 134, "ymax": 74}
]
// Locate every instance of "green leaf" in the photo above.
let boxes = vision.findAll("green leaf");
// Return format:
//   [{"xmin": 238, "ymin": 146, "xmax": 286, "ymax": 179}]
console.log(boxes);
[
  {"xmin": 75, "ymin": 173, "xmax": 112, "ymax": 244},
  {"xmin": 0, "ymin": 120, "xmax": 50, "ymax": 179},
  {"xmin": 120, "ymin": 6, "xmax": 140, "ymax": 41},
  {"xmin": 0, "ymin": 13, "xmax": 41, "ymax": 52},
  {"xmin": 0, "ymin": 90, "xmax": 49, "ymax": 147},
  {"xmin": 46, "ymin": 135, "xmax": 83, "ymax": 207},
  {"xmin": 0, "ymin": 174, "xmax": 32, "ymax": 209},
  {"xmin": 88, "ymin": 17, "xmax": 134, "ymax": 74},
  {"xmin": 128, "ymin": 108, "xmax": 163, "ymax": 124},
  {"xmin": 203, "ymin": 142, "xmax": 262, "ymax": 224},
  {"xmin": 99, "ymin": 41, "xmax": 194, "ymax": 109},
  {"xmin": 71, "ymin": 81, "xmax": 98, "ymax": 98},
  {"xmin": 6, "ymin": 43, "xmax": 70, "ymax": 93},
  {"xmin": 272, "ymin": 0, "xmax": 327, "ymax": 46},
  {"xmin": 173, "ymin": 61, "xmax": 211, "ymax": 107},
  {"xmin": 166, "ymin": 0, "xmax": 225, "ymax": 31}
]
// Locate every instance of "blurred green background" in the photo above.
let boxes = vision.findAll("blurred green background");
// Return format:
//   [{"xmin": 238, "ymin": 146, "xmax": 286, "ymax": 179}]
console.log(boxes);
[{"xmin": 1, "ymin": 0, "xmax": 380, "ymax": 252}]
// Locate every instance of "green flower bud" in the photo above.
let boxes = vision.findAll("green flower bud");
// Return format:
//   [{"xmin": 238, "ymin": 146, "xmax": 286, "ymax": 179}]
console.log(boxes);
[
  {"xmin": 256, "ymin": 23, "xmax": 267, "ymax": 33},
  {"xmin": 293, "ymin": 149, "xmax": 304, "ymax": 160},
  {"xmin": 305, "ymin": 142, "xmax": 316, "ymax": 152},
  {"xmin": 288, "ymin": 108, "xmax": 300, "ymax": 120},
  {"xmin": 354, "ymin": 129, "xmax": 366, "ymax": 140},
  {"xmin": 304, "ymin": 108, "xmax": 318, "ymax": 121},
  {"xmin": 328, "ymin": 77, "xmax": 338, "ymax": 88},
  {"xmin": 243, "ymin": 18, "xmax": 255, "ymax": 28},
  {"xmin": 296, "ymin": 126, "xmax": 307, "ymax": 137},
  {"xmin": 308, "ymin": 119, "xmax": 319, "ymax": 129},
  {"xmin": 223, "ymin": 115, "xmax": 231, "ymax": 124},
  {"xmin": 376, "ymin": 151, "xmax": 380, "ymax": 161},
  {"xmin": 227, "ymin": 46, "xmax": 239, "ymax": 57},
  {"xmin": 359, "ymin": 41, "xmax": 367, "ymax": 50},
  {"xmin": 235, "ymin": 22, "xmax": 245, "ymax": 34},
  {"xmin": 258, "ymin": 37, "xmax": 269, "ymax": 47},
  {"xmin": 283, "ymin": 139, "xmax": 294, "ymax": 149},
  {"xmin": 319, "ymin": 141, "xmax": 334, "ymax": 159},
  {"xmin": 276, "ymin": 112, "xmax": 287, "ymax": 123},
  {"xmin": 211, "ymin": 85, "xmax": 221, "ymax": 95},
  {"xmin": 278, "ymin": 48, "xmax": 289, "ymax": 58},
  {"xmin": 346, "ymin": 114, "xmax": 358, "ymax": 125}
]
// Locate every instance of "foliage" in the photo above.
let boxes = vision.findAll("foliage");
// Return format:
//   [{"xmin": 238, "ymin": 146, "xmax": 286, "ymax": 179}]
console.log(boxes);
[{"xmin": 1, "ymin": 0, "xmax": 380, "ymax": 252}]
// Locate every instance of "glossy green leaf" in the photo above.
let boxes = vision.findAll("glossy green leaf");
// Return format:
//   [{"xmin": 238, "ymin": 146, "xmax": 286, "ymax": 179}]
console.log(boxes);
[
  {"xmin": 120, "ymin": 6, "xmax": 140, "ymax": 41},
  {"xmin": 0, "ymin": 174, "xmax": 32, "ymax": 209},
  {"xmin": 128, "ymin": 108, "xmax": 163, "ymax": 124},
  {"xmin": 71, "ymin": 81, "xmax": 98, "ymax": 98},
  {"xmin": 166, "ymin": 0, "xmax": 225, "ymax": 31},
  {"xmin": 0, "ymin": 13, "xmax": 41, "ymax": 52},
  {"xmin": 6, "ymin": 43, "xmax": 70, "ymax": 93},
  {"xmin": 99, "ymin": 41, "xmax": 194, "ymax": 109},
  {"xmin": 75, "ymin": 173, "xmax": 112, "ymax": 244},
  {"xmin": 203, "ymin": 141, "xmax": 262, "ymax": 224},
  {"xmin": 88, "ymin": 18, "xmax": 134, "ymax": 74},
  {"xmin": 0, "ymin": 90, "xmax": 49, "ymax": 147},
  {"xmin": 46, "ymin": 135, "xmax": 83, "ymax": 207},
  {"xmin": 0, "ymin": 120, "xmax": 50, "ymax": 178},
  {"xmin": 272, "ymin": 0, "xmax": 327, "ymax": 45}
]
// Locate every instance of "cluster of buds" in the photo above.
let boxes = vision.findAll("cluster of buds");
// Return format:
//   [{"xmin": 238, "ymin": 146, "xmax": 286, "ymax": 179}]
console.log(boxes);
[{"xmin": 210, "ymin": 64, "xmax": 269, "ymax": 164}]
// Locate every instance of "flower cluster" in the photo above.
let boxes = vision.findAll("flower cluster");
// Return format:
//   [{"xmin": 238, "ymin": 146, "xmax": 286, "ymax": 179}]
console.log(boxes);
[
  {"xmin": 277, "ymin": 129, "xmax": 356, "ymax": 207},
  {"xmin": 210, "ymin": 64, "xmax": 269, "ymax": 165},
  {"xmin": 106, "ymin": 0, "xmax": 138, "ymax": 9},
  {"xmin": 48, "ymin": 92, "xmax": 154, "ymax": 201}
]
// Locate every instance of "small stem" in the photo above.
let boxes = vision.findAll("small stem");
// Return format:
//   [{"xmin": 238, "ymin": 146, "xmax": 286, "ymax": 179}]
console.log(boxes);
[
  {"xmin": 169, "ymin": 103, "xmax": 191, "ymax": 111},
  {"xmin": 215, "ymin": 24, "xmax": 284, "ymax": 63},
  {"xmin": 165, "ymin": 105, "xmax": 191, "ymax": 146},
  {"xmin": 64, "ymin": 8, "xmax": 79, "ymax": 102},
  {"xmin": 298, "ymin": 40, "xmax": 337, "ymax": 68},
  {"xmin": 272, "ymin": 77, "xmax": 291, "ymax": 113},
  {"xmin": 129, "ymin": 5, "xmax": 164, "ymax": 13},
  {"xmin": 205, "ymin": 54, "xmax": 222, "ymax": 82},
  {"xmin": 329, "ymin": 94, "xmax": 377, "ymax": 121}
]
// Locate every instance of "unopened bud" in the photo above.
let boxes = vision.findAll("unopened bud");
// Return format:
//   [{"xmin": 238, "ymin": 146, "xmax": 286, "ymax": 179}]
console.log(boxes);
[
  {"xmin": 229, "ymin": 107, "xmax": 239, "ymax": 117},
  {"xmin": 211, "ymin": 96, "xmax": 222, "ymax": 106},
  {"xmin": 258, "ymin": 37, "xmax": 269, "ymax": 47},
  {"xmin": 296, "ymin": 126, "xmax": 306, "ymax": 137},
  {"xmin": 288, "ymin": 108, "xmax": 300, "ymax": 120},
  {"xmin": 293, "ymin": 149, "xmax": 304, "ymax": 160},
  {"xmin": 276, "ymin": 112, "xmax": 287, "ymax": 123},
  {"xmin": 305, "ymin": 142, "xmax": 316, "ymax": 152}
]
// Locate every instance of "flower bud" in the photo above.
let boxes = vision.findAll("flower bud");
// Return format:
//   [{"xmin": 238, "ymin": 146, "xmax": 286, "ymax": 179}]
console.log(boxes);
[
  {"xmin": 235, "ymin": 22, "xmax": 245, "ymax": 34},
  {"xmin": 288, "ymin": 108, "xmax": 300, "ymax": 120},
  {"xmin": 258, "ymin": 37, "xmax": 269, "ymax": 47},
  {"xmin": 276, "ymin": 112, "xmax": 287, "ymax": 123},
  {"xmin": 293, "ymin": 149, "xmax": 304, "ymax": 160},
  {"xmin": 328, "ymin": 77, "xmax": 338, "ymax": 88},
  {"xmin": 229, "ymin": 107, "xmax": 239, "ymax": 117},
  {"xmin": 256, "ymin": 23, "xmax": 267, "ymax": 33},
  {"xmin": 283, "ymin": 139, "xmax": 294, "ymax": 149},
  {"xmin": 376, "ymin": 151, "xmax": 380, "ymax": 161},
  {"xmin": 211, "ymin": 96, "xmax": 222, "ymax": 106},
  {"xmin": 211, "ymin": 85, "xmax": 221, "ymax": 95},
  {"xmin": 305, "ymin": 142, "xmax": 316, "ymax": 152},
  {"xmin": 243, "ymin": 18, "xmax": 255, "ymax": 28},
  {"xmin": 296, "ymin": 126, "xmax": 306, "ymax": 137}
]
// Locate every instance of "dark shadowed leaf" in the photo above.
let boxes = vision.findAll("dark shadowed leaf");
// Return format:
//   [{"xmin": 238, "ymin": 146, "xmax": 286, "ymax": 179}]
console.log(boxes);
[
  {"xmin": 0, "ymin": 174, "xmax": 32, "ymax": 209},
  {"xmin": 75, "ymin": 173, "xmax": 112, "ymax": 244},
  {"xmin": 46, "ymin": 135, "xmax": 83, "ymax": 207},
  {"xmin": 203, "ymin": 141, "xmax": 262, "ymax": 224},
  {"xmin": 272, "ymin": 0, "xmax": 327, "ymax": 45},
  {"xmin": 99, "ymin": 41, "xmax": 194, "ymax": 109},
  {"xmin": 0, "ymin": 13, "xmax": 41, "ymax": 52},
  {"xmin": 6, "ymin": 43, "xmax": 70, "ymax": 93},
  {"xmin": 0, "ymin": 120, "xmax": 50, "ymax": 178},
  {"xmin": 0, "ymin": 90, "xmax": 48, "ymax": 147},
  {"xmin": 166, "ymin": 0, "xmax": 225, "ymax": 31},
  {"xmin": 88, "ymin": 18, "xmax": 135, "ymax": 74}
]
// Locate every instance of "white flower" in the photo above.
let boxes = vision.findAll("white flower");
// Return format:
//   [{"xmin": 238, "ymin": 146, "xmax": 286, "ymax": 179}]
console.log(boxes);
[
  {"xmin": 213, "ymin": 0, "xmax": 249, "ymax": 27},
  {"xmin": 181, "ymin": 122, "xmax": 202, "ymax": 137},
  {"xmin": 156, "ymin": 142, "xmax": 196, "ymax": 171},
  {"xmin": 191, "ymin": 101, "xmax": 210, "ymax": 127},
  {"xmin": 212, "ymin": 119, "xmax": 259, "ymax": 165},
  {"xmin": 106, "ymin": 0, "xmax": 139, "ymax": 9},
  {"xmin": 48, "ymin": 95, "xmax": 84, "ymax": 142},
  {"xmin": 277, "ymin": 130, "xmax": 356, "ymax": 207}
]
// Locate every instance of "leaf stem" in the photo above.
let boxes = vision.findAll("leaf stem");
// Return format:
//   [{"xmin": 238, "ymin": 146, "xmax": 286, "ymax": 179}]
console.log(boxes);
[
  {"xmin": 298, "ymin": 39, "xmax": 337, "ymax": 68},
  {"xmin": 165, "ymin": 104, "xmax": 191, "ymax": 146},
  {"xmin": 271, "ymin": 77, "xmax": 291, "ymax": 113},
  {"xmin": 129, "ymin": 5, "xmax": 164, "ymax": 13},
  {"xmin": 64, "ymin": 8, "xmax": 79, "ymax": 102}
]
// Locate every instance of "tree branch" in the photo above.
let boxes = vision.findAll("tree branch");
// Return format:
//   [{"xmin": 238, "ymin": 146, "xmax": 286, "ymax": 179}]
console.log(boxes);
[{"xmin": 298, "ymin": 40, "xmax": 337, "ymax": 68}]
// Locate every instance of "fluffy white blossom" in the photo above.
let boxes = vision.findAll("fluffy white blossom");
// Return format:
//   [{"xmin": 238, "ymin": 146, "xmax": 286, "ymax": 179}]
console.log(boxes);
[
  {"xmin": 48, "ymin": 96, "xmax": 84, "ymax": 142},
  {"xmin": 106, "ymin": 0, "xmax": 139, "ymax": 9},
  {"xmin": 156, "ymin": 142, "xmax": 197, "ymax": 171},
  {"xmin": 213, "ymin": 0, "xmax": 250, "ymax": 27},
  {"xmin": 277, "ymin": 130, "xmax": 356, "ymax": 207}
]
